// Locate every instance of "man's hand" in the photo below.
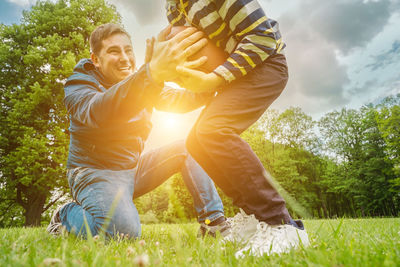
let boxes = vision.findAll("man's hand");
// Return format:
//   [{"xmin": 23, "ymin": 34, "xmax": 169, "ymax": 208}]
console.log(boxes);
[
  {"xmin": 149, "ymin": 26, "xmax": 208, "ymax": 84},
  {"xmin": 144, "ymin": 37, "xmax": 155, "ymax": 64},
  {"xmin": 175, "ymin": 66, "xmax": 225, "ymax": 93}
]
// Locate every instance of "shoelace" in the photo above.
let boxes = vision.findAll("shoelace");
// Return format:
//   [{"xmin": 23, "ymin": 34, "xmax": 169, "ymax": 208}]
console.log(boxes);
[{"xmin": 225, "ymin": 210, "xmax": 259, "ymax": 243}]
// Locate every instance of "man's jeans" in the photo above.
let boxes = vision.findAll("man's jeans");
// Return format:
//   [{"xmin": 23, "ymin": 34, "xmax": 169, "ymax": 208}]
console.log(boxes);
[{"xmin": 58, "ymin": 140, "xmax": 224, "ymax": 238}]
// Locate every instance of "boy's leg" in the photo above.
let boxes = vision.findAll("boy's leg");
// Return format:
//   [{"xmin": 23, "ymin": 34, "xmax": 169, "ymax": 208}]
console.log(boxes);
[
  {"xmin": 186, "ymin": 54, "xmax": 291, "ymax": 225},
  {"xmin": 59, "ymin": 167, "xmax": 141, "ymax": 238},
  {"xmin": 133, "ymin": 140, "xmax": 224, "ymax": 223}
]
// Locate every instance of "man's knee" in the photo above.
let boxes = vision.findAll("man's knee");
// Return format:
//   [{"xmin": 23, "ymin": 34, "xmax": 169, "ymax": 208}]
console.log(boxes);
[{"xmin": 108, "ymin": 215, "xmax": 141, "ymax": 239}]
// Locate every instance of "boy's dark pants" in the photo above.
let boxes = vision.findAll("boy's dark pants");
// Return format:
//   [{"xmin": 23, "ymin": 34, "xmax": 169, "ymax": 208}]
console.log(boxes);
[{"xmin": 186, "ymin": 54, "xmax": 291, "ymax": 225}]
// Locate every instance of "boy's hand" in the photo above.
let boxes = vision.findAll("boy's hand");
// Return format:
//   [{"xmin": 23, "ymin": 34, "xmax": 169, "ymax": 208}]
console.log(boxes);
[
  {"xmin": 149, "ymin": 26, "xmax": 208, "ymax": 84},
  {"xmin": 175, "ymin": 66, "xmax": 225, "ymax": 93}
]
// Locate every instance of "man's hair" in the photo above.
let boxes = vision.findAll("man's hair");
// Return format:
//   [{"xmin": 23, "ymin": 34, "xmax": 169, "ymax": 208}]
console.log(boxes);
[{"xmin": 90, "ymin": 23, "xmax": 131, "ymax": 55}]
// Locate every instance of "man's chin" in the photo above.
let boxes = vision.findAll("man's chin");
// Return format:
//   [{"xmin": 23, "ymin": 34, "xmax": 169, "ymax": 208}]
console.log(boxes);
[{"xmin": 118, "ymin": 71, "xmax": 132, "ymax": 80}]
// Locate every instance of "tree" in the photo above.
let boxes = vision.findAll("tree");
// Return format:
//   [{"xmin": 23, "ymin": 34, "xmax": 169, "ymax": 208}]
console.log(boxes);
[
  {"xmin": 318, "ymin": 106, "xmax": 399, "ymax": 216},
  {"xmin": 0, "ymin": 0, "xmax": 120, "ymax": 226},
  {"xmin": 259, "ymin": 107, "xmax": 320, "ymax": 153},
  {"xmin": 376, "ymin": 94, "xmax": 400, "ymax": 187}
]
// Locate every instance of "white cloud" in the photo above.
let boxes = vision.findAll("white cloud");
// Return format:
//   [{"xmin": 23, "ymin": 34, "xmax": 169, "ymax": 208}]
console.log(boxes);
[{"xmin": 269, "ymin": 0, "xmax": 400, "ymax": 116}]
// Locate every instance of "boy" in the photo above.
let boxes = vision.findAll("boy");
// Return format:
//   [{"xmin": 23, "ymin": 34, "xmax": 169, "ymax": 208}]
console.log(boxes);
[{"xmin": 165, "ymin": 0, "xmax": 309, "ymax": 255}]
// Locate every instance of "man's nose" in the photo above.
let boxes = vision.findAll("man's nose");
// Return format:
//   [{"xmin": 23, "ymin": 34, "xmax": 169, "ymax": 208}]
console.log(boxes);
[{"xmin": 120, "ymin": 51, "xmax": 129, "ymax": 62}]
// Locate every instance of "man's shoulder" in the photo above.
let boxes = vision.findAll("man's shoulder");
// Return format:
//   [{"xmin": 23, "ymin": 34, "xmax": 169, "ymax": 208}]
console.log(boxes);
[{"xmin": 65, "ymin": 59, "xmax": 101, "ymax": 88}]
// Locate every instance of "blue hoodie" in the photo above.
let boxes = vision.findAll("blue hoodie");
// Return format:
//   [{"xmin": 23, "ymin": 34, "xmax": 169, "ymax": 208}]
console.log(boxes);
[{"xmin": 64, "ymin": 59, "xmax": 212, "ymax": 170}]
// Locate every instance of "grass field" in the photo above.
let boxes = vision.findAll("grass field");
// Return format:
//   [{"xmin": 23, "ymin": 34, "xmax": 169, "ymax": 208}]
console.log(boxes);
[{"xmin": 1, "ymin": 218, "xmax": 399, "ymax": 266}]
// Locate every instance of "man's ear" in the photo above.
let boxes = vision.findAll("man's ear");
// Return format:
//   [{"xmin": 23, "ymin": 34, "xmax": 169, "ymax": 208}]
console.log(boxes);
[{"xmin": 91, "ymin": 53, "xmax": 100, "ymax": 67}]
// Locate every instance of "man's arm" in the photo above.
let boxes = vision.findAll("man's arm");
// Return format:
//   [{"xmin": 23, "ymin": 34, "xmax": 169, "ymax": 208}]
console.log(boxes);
[
  {"xmin": 64, "ymin": 64, "xmax": 162, "ymax": 127},
  {"xmin": 154, "ymin": 85, "xmax": 214, "ymax": 113},
  {"xmin": 65, "ymin": 26, "xmax": 208, "ymax": 127}
]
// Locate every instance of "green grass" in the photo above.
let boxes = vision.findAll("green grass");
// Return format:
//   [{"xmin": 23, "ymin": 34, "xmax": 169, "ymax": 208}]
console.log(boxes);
[{"xmin": 1, "ymin": 218, "xmax": 399, "ymax": 266}]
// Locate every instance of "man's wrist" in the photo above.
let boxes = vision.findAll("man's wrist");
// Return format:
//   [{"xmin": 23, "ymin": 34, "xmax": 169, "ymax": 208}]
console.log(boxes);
[{"xmin": 146, "ymin": 63, "xmax": 164, "ymax": 86}]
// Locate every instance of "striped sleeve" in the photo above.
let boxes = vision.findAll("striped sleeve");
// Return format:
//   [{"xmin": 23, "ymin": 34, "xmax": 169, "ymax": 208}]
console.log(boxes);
[
  {"xmin": 213, "ymin": 0, "xmax": 285, "ymax": 83},
  {"xmin": 166, "ymin": 1, "xmax": 186, "ymax": 26}
]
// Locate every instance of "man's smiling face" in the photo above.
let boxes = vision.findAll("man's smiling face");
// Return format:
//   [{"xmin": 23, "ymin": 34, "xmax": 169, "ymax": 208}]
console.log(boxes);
[{"xmin": 91, "ymin": 33, "xmax": 135, "ymax": 84}]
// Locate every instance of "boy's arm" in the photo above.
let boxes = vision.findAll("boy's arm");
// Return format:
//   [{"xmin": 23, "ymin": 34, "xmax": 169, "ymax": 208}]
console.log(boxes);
[
  {"xmin": 166, "ymin": 1, "xmax": 186, "ymax": 26},
  {"xmin": 173, "ymin": 0, "xmax": 284, "ymax": 92},
  {"xmin": 213, "ymin": 0, "xmax": 284, "ymax": 83}
]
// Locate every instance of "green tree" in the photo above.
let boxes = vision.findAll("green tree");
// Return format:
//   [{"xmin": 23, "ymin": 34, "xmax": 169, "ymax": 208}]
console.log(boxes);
[
  {"xmin": 0, "ymin": 0, "xmax": 120, "ymax": 226},
  {"xmin": 376, "ymin": 94, "xmax": 400, "ymax": 187},
  {"xmin": 259, "ymin": 107, "xmax": 320, "ymax": 153},
  {"xmin": 319, "ymin": 106, "xmax": 398, "ymax": 216}
]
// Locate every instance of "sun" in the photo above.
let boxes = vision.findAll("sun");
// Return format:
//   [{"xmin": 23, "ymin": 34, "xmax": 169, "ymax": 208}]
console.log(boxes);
[
  {"xmin": 163, "ymin": 116, "xmax": 179, "ymax": 129},
  {"xmin": 159, "ymin": 113, "xmax": 182, "ymax": 131}
]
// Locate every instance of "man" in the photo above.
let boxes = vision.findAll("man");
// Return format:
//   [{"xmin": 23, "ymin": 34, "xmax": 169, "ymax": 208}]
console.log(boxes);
[
  {"xmin": 164, "ymin": 0, "xmax": 309, "ymax": 255},
  {"xmin": 47, "ymin": 23, "xmax": 228, "ymax": 239}
]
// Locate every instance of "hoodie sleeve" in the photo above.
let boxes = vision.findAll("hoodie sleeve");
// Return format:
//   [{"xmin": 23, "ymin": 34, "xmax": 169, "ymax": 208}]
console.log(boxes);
[
  {"xmin": 64, "ymin": 64, "xmax": 163, "ymax": 127},
  {"xmin": 154, "ymin": 85, "xmax": 214, "ymax": 113}
]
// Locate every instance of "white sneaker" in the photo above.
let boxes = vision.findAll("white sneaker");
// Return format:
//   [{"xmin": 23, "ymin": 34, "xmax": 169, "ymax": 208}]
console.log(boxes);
[
  {"xmin": 235, "ymin": 222, "xmax": 310, "ymax": 258},
  {"xmin": 46, "ymin": 204, "xmax": 67, "ymax": 236},
  {"xmin": 223, "ymin": 209, "xmax": 259, "ymax": 243}
]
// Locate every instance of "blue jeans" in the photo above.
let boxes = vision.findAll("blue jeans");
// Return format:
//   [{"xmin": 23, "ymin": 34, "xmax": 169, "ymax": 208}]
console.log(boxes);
[{"xmin": 59, "ymin": 140, "xmax": 224, "ymax": 238}]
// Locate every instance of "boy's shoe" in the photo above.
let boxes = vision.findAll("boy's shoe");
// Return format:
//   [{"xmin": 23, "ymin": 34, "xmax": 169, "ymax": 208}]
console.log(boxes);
[
  {"xmin": 224, "ymin": 209, "xmax": 310, "ymax": 258},
  {"xmin": 198, "ymin": 219, "xmax": 231, "ymax": 238},
  {"xmin": 46, "ymin": 204, "xmax": 66, "ymax": 236},
  {"xmin": 234, "ymin": 221, "xmax": 310, "ymax": 258},
  {"xmin": 223, "ymin": 209, "xmax": 259, "ymax": 243}
]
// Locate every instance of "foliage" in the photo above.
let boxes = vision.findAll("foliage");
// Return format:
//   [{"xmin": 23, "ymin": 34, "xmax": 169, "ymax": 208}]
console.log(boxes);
[
  {"xmin": 0, "ymin": 0, "xmax": 120, "ymax": 226},
  {"xmin": 318, "ymin": 104, "xmax": 399, "ymax": 216},
  {"xmin": 375, "ymin": 94, "xmax": 400, "ymax": 186}
]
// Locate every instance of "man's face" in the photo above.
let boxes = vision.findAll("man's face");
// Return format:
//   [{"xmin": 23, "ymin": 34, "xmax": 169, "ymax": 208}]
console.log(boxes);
[{"xmin": 91, "ymin": 33, "xmax": 135, "ymax": 84}]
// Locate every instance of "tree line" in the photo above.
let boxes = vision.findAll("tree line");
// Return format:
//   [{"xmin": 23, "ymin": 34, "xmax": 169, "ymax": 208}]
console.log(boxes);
[{"xmin": 0, "ymin": 0, "xmax": 399, "ymax": 227}]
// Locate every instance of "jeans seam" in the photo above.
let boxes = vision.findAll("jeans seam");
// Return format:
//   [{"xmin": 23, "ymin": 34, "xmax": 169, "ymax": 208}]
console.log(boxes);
[{"xmin": 185, "ymin": 160, "xmax": 207, "ymax": 216}]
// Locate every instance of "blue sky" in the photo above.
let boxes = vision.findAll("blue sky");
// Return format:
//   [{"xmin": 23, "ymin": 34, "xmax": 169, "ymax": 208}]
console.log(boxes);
[{"xmin": 0, "ymin": 0, "xmax": 26, "ymax": 24}]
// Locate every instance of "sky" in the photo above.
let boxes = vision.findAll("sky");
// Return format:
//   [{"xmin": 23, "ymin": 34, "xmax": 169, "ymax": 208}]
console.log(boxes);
[{"xmin": 1, "ymin": 0, "xmax": 400, "ymax": 148}]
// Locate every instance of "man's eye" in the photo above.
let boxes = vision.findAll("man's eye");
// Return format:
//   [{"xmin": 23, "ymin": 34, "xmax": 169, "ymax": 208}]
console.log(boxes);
[{"xmin": 109, "ymin": 50, "xmax": 119, "ymax": 54}]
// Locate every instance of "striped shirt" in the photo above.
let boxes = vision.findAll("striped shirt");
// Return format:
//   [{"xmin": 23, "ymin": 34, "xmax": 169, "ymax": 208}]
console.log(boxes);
[{"xmin": 166, "ymin": 0, "xmax": 285, "ymax": 83}]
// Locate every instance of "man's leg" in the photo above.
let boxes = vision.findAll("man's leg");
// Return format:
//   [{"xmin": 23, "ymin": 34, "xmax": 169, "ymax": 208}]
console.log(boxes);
[
  {"xmin": 133, "ymin": 140, "xmax": 224, "ymax": 223},
  {"xmin": 186, "ymin": 54, "xmax": 291, "ymax": 225},
  {"xmin": 59, "ymin": 167, "xmax": 141, "ymax": 238}
]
